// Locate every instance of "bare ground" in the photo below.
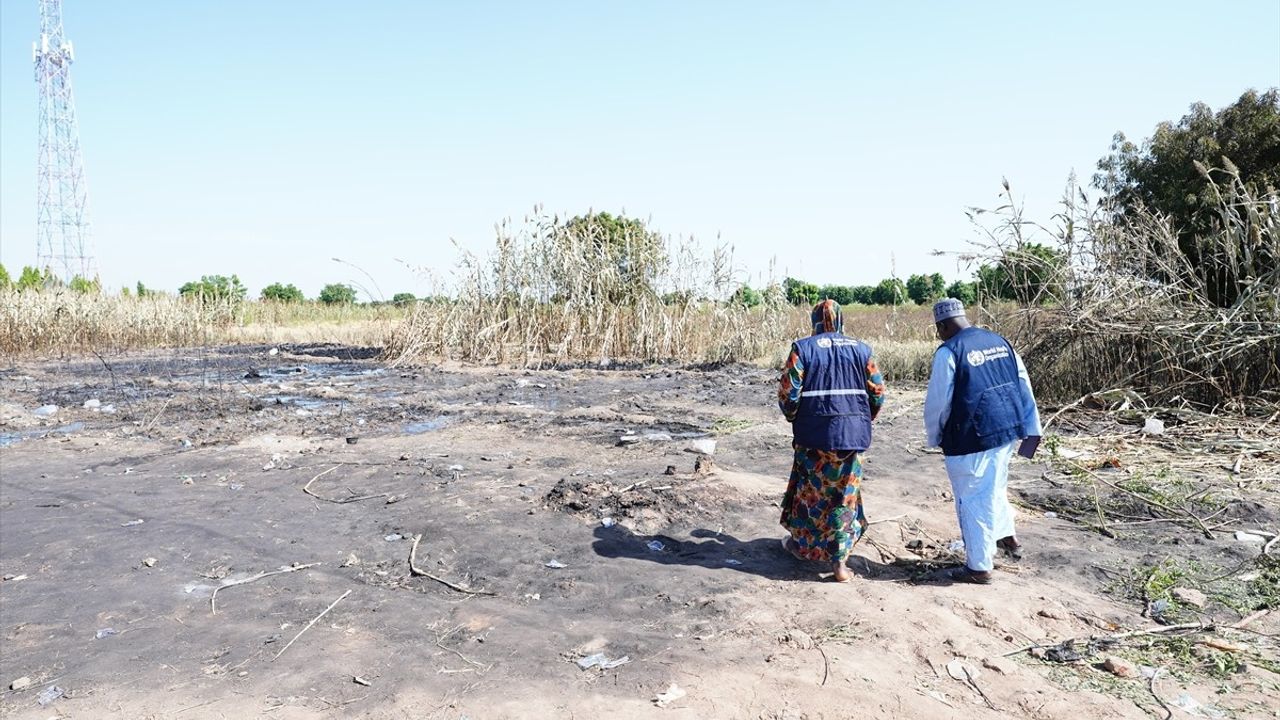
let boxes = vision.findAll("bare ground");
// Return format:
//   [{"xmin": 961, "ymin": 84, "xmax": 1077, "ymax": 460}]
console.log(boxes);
[{"xmin": 0, "ymin": 345, "xmax": 1276, "ymax": 719}]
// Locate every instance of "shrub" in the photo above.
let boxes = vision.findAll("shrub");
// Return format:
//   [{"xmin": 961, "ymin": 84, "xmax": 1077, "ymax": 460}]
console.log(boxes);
[
  {"xmin": 261, "ymin": 282, "xmax": 305, "ymax": 303},
  {"xmin": 729, "ymin": 285, "xmax": 762, "ymax": 308},
  {"xmin": 179, "ymin": 275, "xmax": 247, "ymax": 303},
  {"xmin": 906, "ymin": 273, "xmax": 946, "ymax": 305},
  {"xmin": 872, "ymin": 278, "xmax": 907, "ymax": 305},
  {"xmin": 783, "ymin": 277, "xmax": 820, "ymax": 306},
  {"xmin": 319, "ymin": 283, "xmax": 358, "ymax": 305}
]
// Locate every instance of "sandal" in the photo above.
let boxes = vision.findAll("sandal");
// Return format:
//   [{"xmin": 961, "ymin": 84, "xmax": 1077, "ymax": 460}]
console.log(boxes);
[
  {"xmin": 997, "ymin": 536, "xmax": 1023, "ymax": 562},
  {"xmin": 940, "ymin": 566, "xmax": 993, "ymax": 585},
  {"xmin": 780, "ymin": 537, "xmax": 806, "ymax": 562}
]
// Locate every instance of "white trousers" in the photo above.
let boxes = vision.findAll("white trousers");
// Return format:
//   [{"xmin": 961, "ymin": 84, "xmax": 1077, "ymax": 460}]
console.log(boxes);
[{"xmin": 944, "ymin": 440, "xmax": 1018, "ymax": 572}]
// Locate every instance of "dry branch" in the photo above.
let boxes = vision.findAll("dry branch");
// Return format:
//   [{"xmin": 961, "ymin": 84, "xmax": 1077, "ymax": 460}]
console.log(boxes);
[
  {"xmin": 210, "ymin": 562, "xmax": 320, "ymax": 615},
  {"xmin": 302, "ymin": 465, "xmax": 388, "ymax": 504},
  {"xmin": 408, "ymin": 534, "xmax": 496, "ymax": 596},
  {"xmin": 273, "ymin": 589, "xmax": 352, "ymax": 661},
  {"xmin": 1067, "ymin": 461, "xmax": 1215, "ymax": 539},
  {"xmin": 1003, "ymin": 622, "xmax": 1207, "ymax": 657}
]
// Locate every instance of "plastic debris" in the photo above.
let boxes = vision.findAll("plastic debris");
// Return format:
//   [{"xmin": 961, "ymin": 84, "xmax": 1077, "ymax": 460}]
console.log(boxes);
[
  {"xmin": 1042, "ymin": 639, "xmax": 1084, "ymax": 663},
  {"xmin": 600, "ymin": 517, "xmax": 616, "ymax": 528},
  {"xmin": 36, "ymin": 686, "xmax": 64, "ymax": 706},
  {"xmin": 95, "ymin": 627, "xmax": 118, "ymax": 639},
  {"xmin": 1043, "ymin": 511, "xmax": 1058, "ymax": 519},
  {"xmin": 1142, "ymin": 417, "xmax": 1166, "ymax": 435},
  {"xmin": 121, "ymin": 519, "xmax": 144, "ymax": 527},
  {"xmin": 945, "ymin": 659, "xmax": 978, "ymax": 681},
  {"xmin": 83, "ymin": 398, "xmax": 101, "ymax": 409},
  {"xmin": 142, "ymin": 557, "xmax": 157, "ymax": 568},
  {"xmin": 544, "ymin": 559, "xmax": 567, "ymax": 569},
  {"xmin": 686, "ymin": 439, "xmax": 716, "ymax": 455},
  {"xmin": 725, "ymin": 559, "xmax": 743, "ymax": 566},
  {"xmin": 653, "ymin": 683, "xmax": 686, "ymax": 708},
  {"xmin": 947, "ymin": 540, "xmax": 965, "ymax": 552},
  {"xmin": 9, "ymin": 677, "xmax": 31, "ymax": 691},
  {"xmin": 353, "ymin": 676, "xmax": 372, "ymax": 686},
  {"xmin": 646, "ymin": 540, "xmax": 666, "ymax": 553},
  {"xmin": 268, "ymin": 348, "xmax": 280, "ymax": 356},
  {"xmin": 384, "ymin": 534, "xmax": 402, "ymax": 542},
  {"xmin": 33, "ymin": 405, "xmax": 59, "ymax": 417},
  {"xmin": 1235, "ymin": 531, "xmax": 1266, "ymax": 543}
]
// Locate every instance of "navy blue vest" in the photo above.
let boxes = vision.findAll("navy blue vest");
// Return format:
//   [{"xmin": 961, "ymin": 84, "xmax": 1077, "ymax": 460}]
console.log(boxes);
[
  {"xmin": 940, "ymin": 327, "xmax": 1025, "ymax": 456},
  {"xmin": 792, "ymin": 333, "xmax": 873, "ymax": 451}
]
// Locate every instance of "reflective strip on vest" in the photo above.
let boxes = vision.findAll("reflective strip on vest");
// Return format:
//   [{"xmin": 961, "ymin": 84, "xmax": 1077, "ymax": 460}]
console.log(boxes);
[{"xmin": 799, "ymin": 388, "xmax": 868, "ymax": 397}]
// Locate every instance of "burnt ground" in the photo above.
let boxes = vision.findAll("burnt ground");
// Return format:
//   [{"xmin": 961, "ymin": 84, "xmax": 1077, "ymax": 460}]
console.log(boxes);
[{"xmin": 0, "ymin": 344, "xmax": 1276, "ymax": 719}]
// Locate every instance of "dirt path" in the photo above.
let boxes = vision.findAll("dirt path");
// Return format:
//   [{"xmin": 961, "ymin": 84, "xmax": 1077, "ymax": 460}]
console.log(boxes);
[{"xmin": 1, "ymin": 345, "xmax": 1276, "ymax": 719}]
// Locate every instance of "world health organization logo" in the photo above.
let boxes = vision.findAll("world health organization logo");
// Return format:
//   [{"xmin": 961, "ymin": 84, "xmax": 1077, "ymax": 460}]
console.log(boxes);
[{"xmin": 966, "ymin": 349, "xmax": 986, "ymax": 367}]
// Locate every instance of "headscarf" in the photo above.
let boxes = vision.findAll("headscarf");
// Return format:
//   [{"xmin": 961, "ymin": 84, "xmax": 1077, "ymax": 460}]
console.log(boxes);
[{"xmin": 811, "ymin": 299, "xmax": 843, "ymax": 335}]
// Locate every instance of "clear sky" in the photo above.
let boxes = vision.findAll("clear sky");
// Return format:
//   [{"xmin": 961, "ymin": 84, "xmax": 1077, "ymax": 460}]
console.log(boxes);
[{"xmin": 1, "ymin": 1, "xmax": 1277, "ymax": 299}]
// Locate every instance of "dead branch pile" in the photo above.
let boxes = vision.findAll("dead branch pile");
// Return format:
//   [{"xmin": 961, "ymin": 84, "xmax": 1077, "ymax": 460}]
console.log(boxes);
[{"xmin": 970, "ymin": 166, "xmax": 1279, "ymax": 409}]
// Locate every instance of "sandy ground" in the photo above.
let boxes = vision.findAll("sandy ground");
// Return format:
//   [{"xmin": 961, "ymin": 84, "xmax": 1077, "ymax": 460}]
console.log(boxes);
[{"xmin": 0, "ymin": 344, "xmax": 1276, "ymax": 719}]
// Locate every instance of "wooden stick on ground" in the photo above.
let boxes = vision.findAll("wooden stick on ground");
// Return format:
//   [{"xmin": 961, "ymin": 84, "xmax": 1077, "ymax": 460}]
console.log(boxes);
[
  {"xmin": 1148, "ymin": 668, "xmax": 1173, "ymax": 720},
  {"xmin": 1068, "ymin": 460, "xmax": 1215, "ymax": 539},
  {"xmin": 409, "ymin": 534, "xmax": 496, "ymax": 596},
  {"xmin": 210, "ymin": 563, "xmax": 321, "ymax": 615},
  {"xmin": 273, "ymin": 589, "xmax": 352, "ymax": 661},
  {"xmin": 303, "ymin": 466, "xmax": 388, "ymax": 504},
  {"xmin": 867, "ymin": 513, "xmax": 909, "ymax": 526},
  {"xmin": 1002, "ymin": 622, "xmax": 1207, "ymax": 657}
]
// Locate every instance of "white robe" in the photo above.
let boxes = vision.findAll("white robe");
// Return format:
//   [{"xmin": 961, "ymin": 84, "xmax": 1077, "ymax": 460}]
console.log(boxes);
[{"xmin": 924, "ymin": 346, "xmax": 1041, "ymax": 572}]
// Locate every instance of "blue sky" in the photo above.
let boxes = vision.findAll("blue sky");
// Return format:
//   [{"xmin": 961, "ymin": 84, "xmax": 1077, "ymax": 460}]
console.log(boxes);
[{"xmin": 1, "ymin": 2, "xmax": 1277, "ymax": 299}]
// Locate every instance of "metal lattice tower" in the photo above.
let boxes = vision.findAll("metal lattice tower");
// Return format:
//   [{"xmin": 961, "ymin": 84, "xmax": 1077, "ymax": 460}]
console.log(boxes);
[{"xmin": 34, "ymin": 0, "xmax": 96, "ymax": 282}]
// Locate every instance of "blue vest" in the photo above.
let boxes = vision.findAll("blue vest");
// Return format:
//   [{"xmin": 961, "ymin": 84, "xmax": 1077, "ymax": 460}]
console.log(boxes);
[
  {"xmin": 792, "ymin": 333, "xmax": 873, "ymax": 451},
  {"xmin": 940, "ymin": 327, "xmax": 1025, "ymax": 456}
]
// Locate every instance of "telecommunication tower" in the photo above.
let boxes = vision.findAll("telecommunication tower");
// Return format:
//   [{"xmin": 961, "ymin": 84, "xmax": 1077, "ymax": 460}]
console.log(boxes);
[{"xmin": 34, "ymin": 0, "xmax": 96, "ymax": 282}]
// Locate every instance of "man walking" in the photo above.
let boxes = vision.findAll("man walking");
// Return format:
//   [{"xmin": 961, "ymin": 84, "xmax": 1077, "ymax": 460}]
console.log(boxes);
[{"xmin": 924, "ymin": 298, "xmax": 1041, "ymax": 584}]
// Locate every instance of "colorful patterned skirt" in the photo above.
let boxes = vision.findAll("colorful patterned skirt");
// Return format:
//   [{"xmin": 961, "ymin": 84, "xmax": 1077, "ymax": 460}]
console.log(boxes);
[{"xmin": 779, "ymin": 445, "xmax": 867, "ymax": 563}]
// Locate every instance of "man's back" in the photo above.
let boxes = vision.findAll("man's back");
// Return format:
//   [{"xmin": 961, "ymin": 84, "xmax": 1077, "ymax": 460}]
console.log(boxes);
[{"xmin": 940, "ymin": 326, "xmax": 1024, "ymax": 455}]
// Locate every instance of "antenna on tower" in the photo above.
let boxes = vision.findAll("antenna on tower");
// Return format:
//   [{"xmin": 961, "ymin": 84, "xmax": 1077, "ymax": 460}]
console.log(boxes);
[{"xmin": 34, "ymin": 0, "xmax": 96, "ymax": 283}]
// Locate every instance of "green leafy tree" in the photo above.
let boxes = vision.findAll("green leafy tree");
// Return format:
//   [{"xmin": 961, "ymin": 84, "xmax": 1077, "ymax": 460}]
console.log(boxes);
[
  {"xmin": 906, "ymin": 273, "xmax": 947, "ymax": 305},
  {"xmin": 261, "ymin": 282, "xmax": 305, "ymax": 303},
  {"xmin": 1095, "ymin": 88, "xmax": 1280, "ymax": 305},
  {"xmin": 68, "ymin": 275, "xmax": 100, "ymax": 294},
  {"xmin": 783, "ymin": 277, "xmax": 820, "ymax": 306},
  {"xmin": 848, "ymin": 285, "xmax": 876, "ymax": 305},
  {"xmin": 818, "ymin": 285, "xmax": 855, "ymax": 305},
  {"xmin": 179, "ymin": 274, "xmax": 247, "ymax": 302},
  {"xmin": 318, "ymin": 283, "xmax": 357, "ymax": 305},
  {"xmin": 0, "ymin": 264, "xmax": 10, "ymax": 289},
  {"xmin": 729, "ymin": 285, "xmax": 762, "ymax": 308},
  {"xmin": 17, "ymin": 266, "xmax": 45, "ymax": 291},
  {"xmin": 975, "ymin": 243, "xmax": 1063, "ymax": 303},
  {"xmin": 391, "ymin": 292, "xmax": 417, "ymax": 307},
  {"xmin": 945, "ymin": 280, "xmax": 978, "ymax": 306},
  {"xmin": 871, "ymin": 278, "xmax": 907, "ymax": 305},
  {"xmin": 555, "ymin": 212, "xmax": 666, "ymax": 303},
  {"xmin": 136, "ymin": 281, "xmax": 151, "ymax": 298}
]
